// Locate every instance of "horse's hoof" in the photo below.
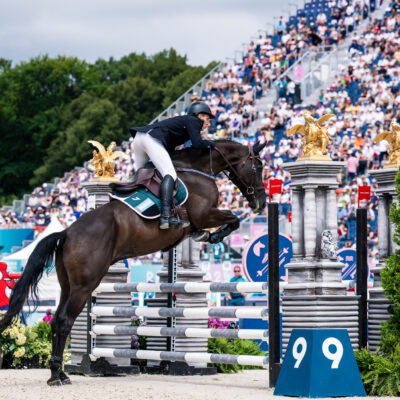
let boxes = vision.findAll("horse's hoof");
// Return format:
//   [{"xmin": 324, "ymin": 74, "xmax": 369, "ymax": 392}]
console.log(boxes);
[
  {"xmin": 61, "ymin": 377, "xmax": 72, "ymax": 385},
  {"xmin": 60, "ymin": 371, "xmax": 72, "ymax": 385},
  {"xmin": 47, "ymin": 378, "xmax": 62, "ymax": 387},
  {"xmin": 192, "ymin": 230, "xmax": 210, "ymax": 242},
  {"xmin": 208, "ymin": 233, "xmax": 220, "ymax": 244}
]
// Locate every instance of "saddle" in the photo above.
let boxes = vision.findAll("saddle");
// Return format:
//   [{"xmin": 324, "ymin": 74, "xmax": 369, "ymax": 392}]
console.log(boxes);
[
  {"xmin": 111, "ymin": 166, "xmax": 165, "ymax": 198},
  {"xmin": 110, "ymin": 165, "xmax": 188, "ymax": 226}
]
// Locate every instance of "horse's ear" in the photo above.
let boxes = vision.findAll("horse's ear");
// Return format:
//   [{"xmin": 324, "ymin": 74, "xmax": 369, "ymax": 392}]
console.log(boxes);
[{"xmin": 253, "ymin": 141, "xmax": 266, "ymax": 155}]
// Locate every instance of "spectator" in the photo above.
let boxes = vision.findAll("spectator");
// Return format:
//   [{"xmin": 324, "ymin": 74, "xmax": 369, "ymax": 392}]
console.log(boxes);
[{"xmin": 225, "ymin": 266, "xmax": 248, "ymax": 306}]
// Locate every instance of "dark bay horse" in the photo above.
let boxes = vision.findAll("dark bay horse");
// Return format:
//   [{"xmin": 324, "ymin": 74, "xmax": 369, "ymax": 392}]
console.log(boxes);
[{"xmin": 0, "ymin": 140, "xmax": 266, "ymax": 385}]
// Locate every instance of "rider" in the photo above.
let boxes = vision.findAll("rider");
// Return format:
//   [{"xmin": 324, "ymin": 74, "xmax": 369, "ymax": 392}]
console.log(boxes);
[{"xmin": 129, "ymin": 102, "xmax": 215, "ymax": 229}]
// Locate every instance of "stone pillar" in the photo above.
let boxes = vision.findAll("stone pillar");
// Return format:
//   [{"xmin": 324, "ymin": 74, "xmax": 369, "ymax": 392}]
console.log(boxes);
[
  {"xmin": 304, "ymin": 186, "xmax": 317, "ymax": 258},
  {"xmin": 67, "ymin": 182, "xmax": 133, "ymax": 373},
  {"xmin": 377, "ymin": 196, "xmax": 389, "ymax": 260},
  {"xmin": 389, "ymin": 198, "xmax": 399, "ymax": 255},
  {"xmin": 291, "ymin": 188, "xmax": 303, "ymax": 258},
  {"xmin": 326, "ymin": 188, "xmax": 338, "ymax": 243},
  {"xmin": 281, "ymin": 161, "xmax": 359, "ymax": 352},
  {"xmin": 367, "ymin": 168, "xmax": 397, "ymax": 351},
  {"xmin": 145, "ymin": 238, "xmax": 211, "ymax": 371}
]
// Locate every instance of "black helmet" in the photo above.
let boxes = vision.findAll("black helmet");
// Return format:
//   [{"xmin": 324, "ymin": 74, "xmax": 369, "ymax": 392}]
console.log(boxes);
[{"xmin": 187, "ymin": 101, "xmax": 215, "ymax": 119}]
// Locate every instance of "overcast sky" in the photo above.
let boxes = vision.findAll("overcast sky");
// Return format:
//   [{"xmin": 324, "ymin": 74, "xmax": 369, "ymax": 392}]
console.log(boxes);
[{"xmin": 0, "ymin": 0, "xmax": 292, "ymax": 67}]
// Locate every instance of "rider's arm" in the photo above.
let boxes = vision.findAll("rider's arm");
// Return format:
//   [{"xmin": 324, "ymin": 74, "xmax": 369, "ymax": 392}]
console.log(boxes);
[{"xmin": 186, "ymin": 116, "xmax": 213, "ymax": 149}]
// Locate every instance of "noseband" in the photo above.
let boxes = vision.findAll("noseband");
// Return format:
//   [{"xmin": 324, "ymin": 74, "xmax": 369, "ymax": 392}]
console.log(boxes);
[{"xmin": 213, "ymin": 146, "xmax": 264, "ymax": 200}]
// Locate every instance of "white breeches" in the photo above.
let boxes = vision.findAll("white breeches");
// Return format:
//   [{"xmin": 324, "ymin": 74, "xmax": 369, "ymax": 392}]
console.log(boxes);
[{"xmin": 133, "ymin": 132, "xmax": 177, "ymax": 180}]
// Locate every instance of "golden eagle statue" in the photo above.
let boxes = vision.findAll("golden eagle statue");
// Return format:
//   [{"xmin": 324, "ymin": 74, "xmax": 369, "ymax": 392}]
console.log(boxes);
[
  {"xmin": 88, "ymin": 140, "xmax": 129, "ymax": 182},
  {"xmin": 374, "ymin": 119, "xmax": 400, "ymax": 168},
  {"xmin": 287, "ymin": 112, "xmax": 335, "ymax": 161}
]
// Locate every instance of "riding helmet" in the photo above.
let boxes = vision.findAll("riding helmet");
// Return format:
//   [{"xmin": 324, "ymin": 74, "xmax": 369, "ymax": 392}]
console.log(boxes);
[{"xmin": 187, "ymin": 102, "xmax": 215, "ymax": 119}]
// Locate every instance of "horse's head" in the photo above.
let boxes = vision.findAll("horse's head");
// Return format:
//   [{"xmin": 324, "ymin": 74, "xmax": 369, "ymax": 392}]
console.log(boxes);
[{"xmin": 221, "ymin": 141, "xmax": 267, "ymax": 213}]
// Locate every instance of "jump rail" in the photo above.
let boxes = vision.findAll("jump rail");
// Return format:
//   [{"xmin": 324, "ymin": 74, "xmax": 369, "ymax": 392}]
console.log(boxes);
[
  {"xmin": 92, "ymin": 348, "xmax": 268, "ymax": 367},
  {"xmin": 90, "ymin": 306, "xmax": 268, "ymax": 319},
  {"xmin": 93, "ymin": 282, "xmax": 268, "ymax": 295},
  {"xmin": 91, "ymin": 325, "xmax": 268, "ymax": 340}
]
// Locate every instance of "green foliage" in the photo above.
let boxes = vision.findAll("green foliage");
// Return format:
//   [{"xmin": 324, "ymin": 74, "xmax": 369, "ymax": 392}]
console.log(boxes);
[
  {"xmin": 356, "ymin": 168, "xmax": 400, "ymax": 395},
  {"xmin": 380, "ymin": 169, "xmax": 400, "ymax": 354},
  {"xmin": 31, "ymin": 321, "xmax": 52, "ymax": 342},
  {"xmin": 0, "ymin": 55, "xmax": 98, "ymax": 199},
  {"xmin": 0, "ymin": 50, "xmax": 217, "ymax": 202},
  {"xmin": 207, "ymin": 338, "xmax": 266, "ymax": 373},
  {"xmin": 380, "ymin": 307, "xmax": 400, "ymax": 354},
  {"xmin": 355, "ymin": 346, "xmax": 400, "ymax": 396}
]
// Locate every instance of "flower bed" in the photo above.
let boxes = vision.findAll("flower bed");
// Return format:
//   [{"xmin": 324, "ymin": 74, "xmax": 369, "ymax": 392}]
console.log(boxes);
[{"xmin": 0, "ymin": 310, "xmax": 70, "ymax": 369}]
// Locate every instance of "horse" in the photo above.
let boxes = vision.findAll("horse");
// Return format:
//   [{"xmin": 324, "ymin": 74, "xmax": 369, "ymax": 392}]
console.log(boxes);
[{"xmin": 0, "ymin": 139, "xmax": 266, "ymax": 386}]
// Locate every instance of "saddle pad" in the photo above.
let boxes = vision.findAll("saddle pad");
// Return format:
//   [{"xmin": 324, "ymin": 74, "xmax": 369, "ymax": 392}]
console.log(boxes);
[{"xmin": 109, "ymin": 178, "xmax": 188, "ymax": 219}]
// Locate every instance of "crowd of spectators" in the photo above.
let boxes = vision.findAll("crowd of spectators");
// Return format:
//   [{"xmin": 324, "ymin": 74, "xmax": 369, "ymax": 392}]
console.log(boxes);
[
  {"xmin": 0, "ymin": 170, "xmax": 89, "ymax": 230},
  {"xmin": 0, "ymin": 0, "xmax": 395, "ymax": 267}
]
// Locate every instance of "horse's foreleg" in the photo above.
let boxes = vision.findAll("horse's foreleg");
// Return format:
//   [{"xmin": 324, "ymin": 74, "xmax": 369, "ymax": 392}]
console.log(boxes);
[
  {"xmin": 209, "ymin": 223, "xmax": 237, "ymax": 243},
  {"xmin": 195, "ymin": 209, "xmax": 239, "ymax": 243}
]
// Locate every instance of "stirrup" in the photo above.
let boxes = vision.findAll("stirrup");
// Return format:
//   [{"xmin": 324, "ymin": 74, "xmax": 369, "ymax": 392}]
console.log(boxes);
[
  {"xmin": 159, "ymin": 215, "xmax": 170, "ymax": 230},
  {"xmin": 192, "ymin": 230, "xmax": 210, "ymax": 242},
  {"xmin": 169, "ymin": 215, "xmax": 190, "ymax": 230}
]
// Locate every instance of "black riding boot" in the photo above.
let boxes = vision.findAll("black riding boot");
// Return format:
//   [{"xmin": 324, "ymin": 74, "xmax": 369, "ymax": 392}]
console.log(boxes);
[{"xmin": 160, "ymin": 175, "xmax": 189, "ymax": 229}]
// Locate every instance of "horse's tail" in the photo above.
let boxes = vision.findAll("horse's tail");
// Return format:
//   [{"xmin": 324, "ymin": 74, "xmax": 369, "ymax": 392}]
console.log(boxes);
[{"xmin": 0, "ymin": 231, "xmax": 67, "ymax": 332}]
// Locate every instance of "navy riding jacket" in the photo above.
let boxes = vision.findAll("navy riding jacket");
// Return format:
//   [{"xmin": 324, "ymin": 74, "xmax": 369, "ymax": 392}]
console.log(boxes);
[{"xmin": 129, "ymin": 115, "xmax": 212, "ymax": 153}]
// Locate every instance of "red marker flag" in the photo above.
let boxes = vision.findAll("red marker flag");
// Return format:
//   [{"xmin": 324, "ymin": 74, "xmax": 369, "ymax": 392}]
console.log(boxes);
[
  {"xmin": 358, "ymin": 185, "xmax": 371, "ymax": 208},
  {"xmin": 269, "ymin": 179, "xmax": 282, "ymax": 202}
]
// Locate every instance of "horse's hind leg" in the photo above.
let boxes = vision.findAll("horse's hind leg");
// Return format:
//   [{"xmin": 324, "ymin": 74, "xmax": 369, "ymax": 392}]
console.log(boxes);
[
  {"xmin": 48, "ymin": 253, "xmax": 96, "ymax": 386},
  {"xmin": 48, "ymin": 255, "xmax": 71, "ymax": 386},
  {"xmin": 48, "ymin": 284, "xmax": 93, "ymax": 386}
]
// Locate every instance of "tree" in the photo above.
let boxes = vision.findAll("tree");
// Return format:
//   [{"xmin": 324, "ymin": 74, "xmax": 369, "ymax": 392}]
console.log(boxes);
[
  {"xmin": 0, "ymin": 50, "xmax": 217, "ymax": 201},
  {"xmin": 0, "ymin": 56, "xmax": 98, "ymax": 197},
  {"xmin": 31, "ymin": 94, "xmax": 125, "ymax": 185}
]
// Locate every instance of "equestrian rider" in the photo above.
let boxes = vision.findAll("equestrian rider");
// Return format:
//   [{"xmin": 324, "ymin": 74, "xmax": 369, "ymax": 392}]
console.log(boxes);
[{"xmin": 129, "ymin": 102, "xmax": 215, "ymax": 229}]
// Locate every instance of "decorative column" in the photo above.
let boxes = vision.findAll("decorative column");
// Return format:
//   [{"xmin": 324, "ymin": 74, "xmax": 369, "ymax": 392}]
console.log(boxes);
[
  {"xmin": 66, "ymin": 141, "xmax": 135, "ymax": 375},
  {"xmin": 377, "ymin": 197, "xmax": 389, "ymax": 260},
  {"xmin": 304, "ymin": 186, "xmax": 317, "ymax": 258},
  {"xmin": 290, "ymin": 188, "xmax": 303, "ymax": 257},
  {"xmin": 367, "ymin": 168, "xmax": 397, "ymax": 351},
  {"xmin": 282, "ymin": 161, "xmax": 360, "ymax": 352},
  {"xmin": 326, "ymin": 188, "xmax": 338, "ymax": 243}
]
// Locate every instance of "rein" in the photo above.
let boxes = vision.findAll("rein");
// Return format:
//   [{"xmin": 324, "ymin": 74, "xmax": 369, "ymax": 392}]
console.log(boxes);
[
  {"xmin": 175, "ymin": 167, "xmax": 216, "ymax": 181},
  {"xmin": 175, "ymin": 145, "xmax": 263, "ymax": 198}
]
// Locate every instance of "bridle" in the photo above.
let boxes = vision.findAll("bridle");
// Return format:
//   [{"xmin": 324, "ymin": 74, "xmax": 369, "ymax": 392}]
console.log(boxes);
[
  {"xmin": 175, "ymin": 145, "xmax": 265, "ymax": 205},
  {"xmin": 213, "ymin": 146, "xmax": 264, "ymax": 200}
]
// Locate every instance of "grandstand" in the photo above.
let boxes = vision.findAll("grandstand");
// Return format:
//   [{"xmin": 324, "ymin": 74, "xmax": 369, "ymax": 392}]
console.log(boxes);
[{"xmin": 1, "ymin": 0, "xmax": 394, "ymax": 268}]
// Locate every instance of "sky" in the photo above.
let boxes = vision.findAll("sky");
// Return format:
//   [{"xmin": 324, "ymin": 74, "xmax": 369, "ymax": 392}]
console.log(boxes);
[{"xmin": 0, "ymin": 0, "xmax": 293, "ymax": 67}]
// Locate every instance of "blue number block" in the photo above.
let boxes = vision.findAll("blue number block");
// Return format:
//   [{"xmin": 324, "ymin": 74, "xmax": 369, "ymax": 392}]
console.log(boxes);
[{"xmin": 274, "ymin": 329, "xmax": 366, "ymax": 398}]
